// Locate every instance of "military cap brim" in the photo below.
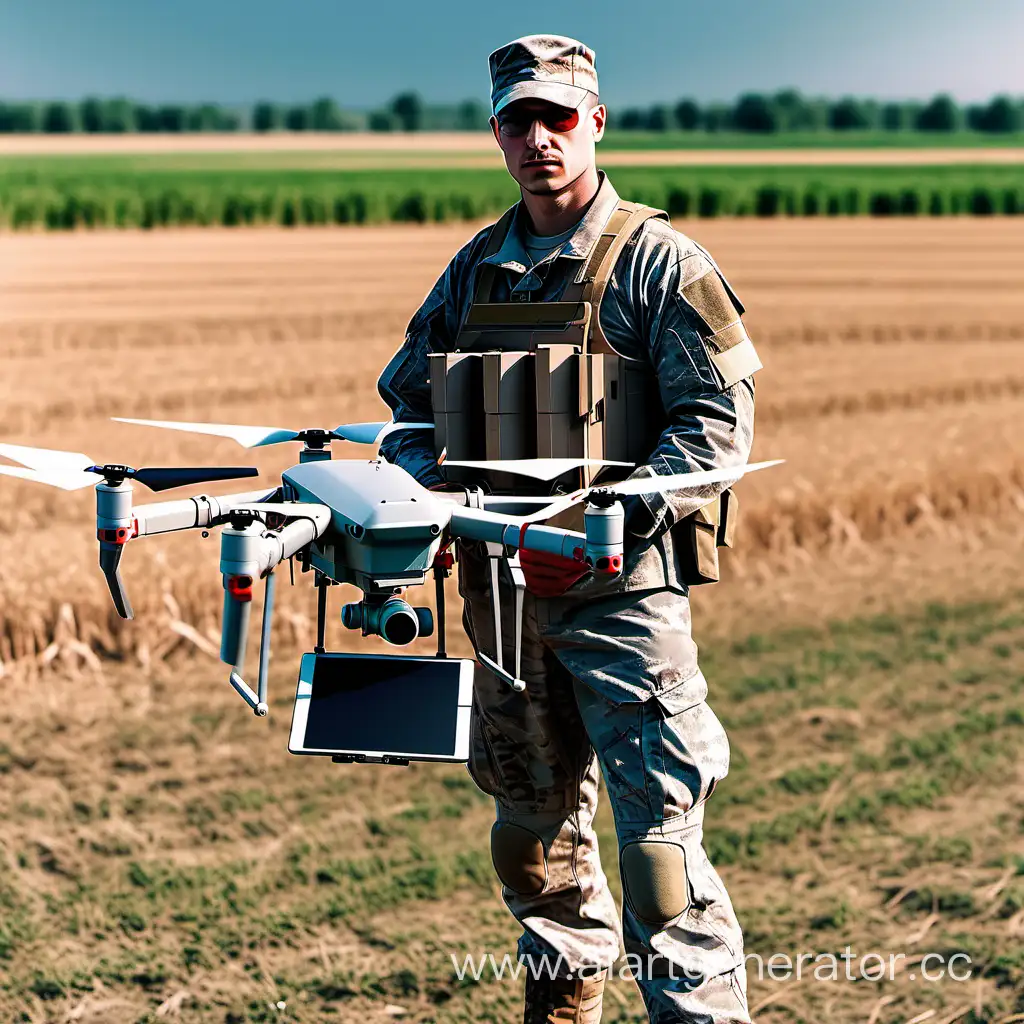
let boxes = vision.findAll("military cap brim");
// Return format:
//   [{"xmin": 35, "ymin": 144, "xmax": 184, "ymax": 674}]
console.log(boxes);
[{"xmin": 493, "ymin": 80, "xmax": 592, "ymax": 116}]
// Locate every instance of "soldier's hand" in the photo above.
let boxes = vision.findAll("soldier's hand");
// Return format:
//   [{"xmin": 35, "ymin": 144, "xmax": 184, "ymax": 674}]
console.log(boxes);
[{"xmin": 622, "ymin": 494, "xmax": 670, "ymax": 540}]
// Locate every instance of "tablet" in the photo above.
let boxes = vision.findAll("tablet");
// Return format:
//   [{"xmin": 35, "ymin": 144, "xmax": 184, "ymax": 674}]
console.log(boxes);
[{"xmin": 288, "ymin": 652, "xmax": 474, "ymax": 764}]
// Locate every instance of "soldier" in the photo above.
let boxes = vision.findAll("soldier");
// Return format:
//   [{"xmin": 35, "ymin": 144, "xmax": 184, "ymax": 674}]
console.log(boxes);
[{"xmin": 377, "ymin": 34, "xmax": 761, "ymax": 1024}]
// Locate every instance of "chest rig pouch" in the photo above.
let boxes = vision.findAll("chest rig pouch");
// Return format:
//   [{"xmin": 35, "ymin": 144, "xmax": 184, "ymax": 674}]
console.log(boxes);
[{"xmin": 428, "ymin": 201, "xmax": 741, "ymax": 585}]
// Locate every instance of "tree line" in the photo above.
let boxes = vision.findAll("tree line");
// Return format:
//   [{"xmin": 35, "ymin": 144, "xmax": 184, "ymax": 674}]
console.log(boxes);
[
  {"xmin": 614, "ymin": 91, "xmax": 1024, "ymax": 134},
  {"xmin": 0, "ymin": 94, "xmax": 488, "ymax": 133},
  {"xmin": 0, "ymin": 90, "xmax": 1021, "ymax": 134}
]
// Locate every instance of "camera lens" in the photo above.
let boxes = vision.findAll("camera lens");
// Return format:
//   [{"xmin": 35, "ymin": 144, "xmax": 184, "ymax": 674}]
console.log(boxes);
[{"xmin": 378, "ymin": 599, "xmax": 419, "ymax": 646}]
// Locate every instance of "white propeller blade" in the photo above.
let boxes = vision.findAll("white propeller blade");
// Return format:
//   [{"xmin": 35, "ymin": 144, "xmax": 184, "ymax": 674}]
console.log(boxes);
[
  {"xmin": 0, "ymin": 464, "xmax": 41, "ymax": 482},
  {"xmin": 0, "ymin": 444, "xmax": 98, "ymax": 490},
  {"xmin": 332, "ymin": 422, "xmax": 387, "ymax": 444},
  {"xmin": 0, "ymin": 464, "xmax": 97, "ymax": 490},
  {"xmin": 522, "ymin": 459, "xmax": 784, "ymax": 522},
  {"xmin": 0, "ymin": 443, "xmax": 94, "ymax": 474},
  {"xmin": 113, "ymin": 418, "xmax": 299, "ymax": 449},
  {"xmin": 114, "ymin": 418, "xmax": 433, "ymax": 449},
  {"xmin": 442, "ymin": 457, "xmax": 632, "ymax": 482},
  {"xmin": 333, "ymin": 421, "xmax": 433, "ymax": 445},
  {"xmin": 602, "ymin": 459, "xmax": 784, "ymax": 496}
]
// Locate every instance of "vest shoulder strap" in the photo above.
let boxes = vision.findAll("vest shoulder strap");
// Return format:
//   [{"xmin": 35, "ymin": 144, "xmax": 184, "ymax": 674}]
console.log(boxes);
[
  {"xmin": 470, "ymin": 199, "xmax": 668, "ymax": 326},
  {"xmin": 575, "ymin": 200, "xmax": 669, "ymax": 354},
  {"xmin": 472, "ymin": 205, "xmax": 518, "ymax": 304}
]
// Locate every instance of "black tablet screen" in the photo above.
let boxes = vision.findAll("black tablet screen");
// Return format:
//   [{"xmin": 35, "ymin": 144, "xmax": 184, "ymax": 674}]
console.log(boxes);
[{"xmin": 305, "ymin": 655, "xmax": 464, "ymax": 756}]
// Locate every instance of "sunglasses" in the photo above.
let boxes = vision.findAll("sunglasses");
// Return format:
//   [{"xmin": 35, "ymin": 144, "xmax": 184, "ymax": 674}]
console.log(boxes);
[{"xmin": 496, "ymin": 103, "xmax": 582, "ymax": 137}]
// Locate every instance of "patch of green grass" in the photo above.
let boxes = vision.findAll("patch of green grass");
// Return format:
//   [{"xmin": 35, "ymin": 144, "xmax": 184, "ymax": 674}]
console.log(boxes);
[
  {"xmin": 893, "ymin": 886, "xmax": 978, "ymax": 918},
  {"xmin": 2, "ymin": 589, "xmax": 1022, "ymax": 1023},
  {"xmin": 775, "ymin": 762, "xmax": 844, "ymax": 795},
  {"xmin": 899, "ymin": 834, "xmax": 975, "ymax": 868}
]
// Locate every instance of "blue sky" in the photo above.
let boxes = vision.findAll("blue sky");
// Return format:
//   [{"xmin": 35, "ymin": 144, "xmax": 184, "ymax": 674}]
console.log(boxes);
[{"xmin": 1, "ymin": 0, "xmax": 1021, "ymax": 106}]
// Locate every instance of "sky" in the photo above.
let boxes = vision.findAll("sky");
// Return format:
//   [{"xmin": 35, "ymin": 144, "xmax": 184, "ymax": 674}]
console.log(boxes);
[{"xmin": 1, "ymin": 0, "xmax": 1022, "ymax": 107}]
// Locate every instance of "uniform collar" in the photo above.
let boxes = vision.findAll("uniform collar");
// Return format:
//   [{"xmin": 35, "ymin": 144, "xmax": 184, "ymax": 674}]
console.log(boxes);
[{"xmin": 481, "ymin": 169, "xmax": 620, "ymax": 276}]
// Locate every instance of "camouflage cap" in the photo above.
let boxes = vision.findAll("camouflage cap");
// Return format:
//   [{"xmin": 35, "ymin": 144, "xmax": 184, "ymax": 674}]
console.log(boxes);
[{"xmin": 488, "ymin": 35, "xmax": 599, "ymax": 116}]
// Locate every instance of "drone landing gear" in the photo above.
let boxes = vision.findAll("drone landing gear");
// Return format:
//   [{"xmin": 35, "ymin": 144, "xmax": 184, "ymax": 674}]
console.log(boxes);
[
  {"xmin": 227, "ymin": 570, "xmax": 276, "ymax": 717},
  {"xmin": 315, "ymin": 572, "xmax": 330, "ymax": 654},
  {"xmin": 433, "ymin": 548, "xmax": 454, "ymax": 659},
  {"xmin": 477, "ymin": 542, "xmax": 526, "ymax": 693}
]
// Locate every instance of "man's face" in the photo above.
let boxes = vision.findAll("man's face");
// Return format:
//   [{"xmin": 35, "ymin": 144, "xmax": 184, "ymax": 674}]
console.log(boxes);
[{"xmin": 489, "ymin": 97, "xmax": 606, "ymax": 195}]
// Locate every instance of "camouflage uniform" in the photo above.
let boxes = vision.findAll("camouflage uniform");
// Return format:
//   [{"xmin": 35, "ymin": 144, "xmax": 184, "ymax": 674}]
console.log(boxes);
[{"xmin": 378, "ymin": 165, "xmax": 756, "ymax": 1022}]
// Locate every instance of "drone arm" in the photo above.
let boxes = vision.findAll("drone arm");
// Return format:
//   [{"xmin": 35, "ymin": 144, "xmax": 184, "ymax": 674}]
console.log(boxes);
[
  {"xmin": 449, "ymin": 507, "xmax": 586, "ymax": 560},
  {"xmin": 220, "ymin": 506, "xmax": 331, "ymax": 585},
  {"xmin": 132, "ymin": 497, "xmax": 207, "ymax": 537},
  {"xmin": 260, "ymin": 508, "xmax": 332, "ymax": 569},
  {"xmin": 133, "ymin": 488, "xmax": 279, "ymax": 537}
]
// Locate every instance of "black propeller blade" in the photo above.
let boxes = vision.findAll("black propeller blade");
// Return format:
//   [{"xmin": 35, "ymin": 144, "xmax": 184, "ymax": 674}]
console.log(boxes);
[{"xmin": 86, "ymin": 465, "xmax": 259, "ymax": 491}]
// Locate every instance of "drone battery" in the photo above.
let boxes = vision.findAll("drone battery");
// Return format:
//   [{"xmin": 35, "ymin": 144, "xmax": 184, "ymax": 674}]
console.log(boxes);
[
  {"xmin": 428, "ymin": 352, "xmax": 484, "ymax": 461},
  {"xmin": 483, "ymin": 351, "xmax": 536, "ymax": 460},
  {"xmin": 602, "ymin": 357, "xmax": 661, "ymax": 465},
  {"xmin": 288, "ymin": 652, "xmax": 473, "ymax": 764},
  {"xmin": 535, "ymin": 344, "xmax": 582, "ymax": 459}
]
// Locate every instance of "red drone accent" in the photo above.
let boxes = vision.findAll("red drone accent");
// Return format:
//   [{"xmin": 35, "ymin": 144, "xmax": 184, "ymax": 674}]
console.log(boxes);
[
  {"xmin": 433, "ymin": 550, "xmax": 455, "ymax": 571},
  {"xmin": 518, "ymin": 524, "xmax": 590, "ymax": 597},
  {"xmin": 594, "ymin": 554, "xmax": 623, "ymax": 575},
  {"xmin": 97, "ymin": 521, "xmax": 137, "ymax": 546},
  {"xmin": 227, "ymin": 574, "xmax": 254, "ymax": 602}
]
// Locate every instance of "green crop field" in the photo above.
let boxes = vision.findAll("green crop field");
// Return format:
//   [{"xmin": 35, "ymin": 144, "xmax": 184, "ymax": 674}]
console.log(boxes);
[{"xmin": 2, "ymin": 159, "xmax": 1022, "ymax": 231}]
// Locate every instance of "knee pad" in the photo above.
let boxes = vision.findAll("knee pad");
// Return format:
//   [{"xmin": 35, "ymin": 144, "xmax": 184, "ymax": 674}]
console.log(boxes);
[
  {"xmin": 490, "ymin": 822, "xmax": 547, "ymax": 895},
  {"xmin": 620, "ymin": 841, "xmax": 690, "ymax": 925}
]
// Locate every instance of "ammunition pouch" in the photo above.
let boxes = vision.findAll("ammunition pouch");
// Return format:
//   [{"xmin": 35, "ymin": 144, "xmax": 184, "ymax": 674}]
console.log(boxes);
[{"xmin": 674, "ymin": 487, "xmax": 738, "ymax": 586}]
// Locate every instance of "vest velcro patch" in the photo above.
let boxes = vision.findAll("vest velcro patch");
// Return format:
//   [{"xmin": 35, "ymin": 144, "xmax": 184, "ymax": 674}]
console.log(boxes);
[
  {"xmin": 680, "ymin": 268, "xmax": 741, "ymax": 335},
  {"xmin": 465, "ymin": 302, "xmax": 588, "ymax": 328},
  {"xmin": 679, "ymin": 268, "xmax": 762, "ymax": 388}
]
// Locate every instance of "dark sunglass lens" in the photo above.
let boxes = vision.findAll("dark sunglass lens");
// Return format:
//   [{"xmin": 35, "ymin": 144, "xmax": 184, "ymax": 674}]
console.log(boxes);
[
  {"xmin": 498, "ymin": 105, "xmax": 581, "ymax": 136},
  {"xmin": 499, "ymin": 117, "xmax": 530, "ymax": 136}
]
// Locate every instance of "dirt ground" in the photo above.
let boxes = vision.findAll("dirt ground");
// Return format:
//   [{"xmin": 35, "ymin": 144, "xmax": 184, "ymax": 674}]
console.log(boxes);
[{"xmin": 0, "ymin": 219, "xmax": 1022, "ymax": 1023}]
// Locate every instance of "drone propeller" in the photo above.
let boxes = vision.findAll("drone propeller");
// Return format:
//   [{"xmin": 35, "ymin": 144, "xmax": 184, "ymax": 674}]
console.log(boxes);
[
  {"xmin": 521, "ymin": 459, "xmax": 785, "ymax": 522},
  {"xmin": 442, "ymin": 457, "xmax": 633, "ymax": 482},
  {"xmin": 0, "ymin": 443, "xmax": 93, "ymax": 471},
  {"xmin": 112, "ymin": 417, "xmax": 433, "ymax": 449},
  {"xmin": 0, "ymin": 463, "xmax": 44, "ymax": 480},
  {"xmin": 0, "ymin": 443, "xmax": 258, "ymax": 492}
]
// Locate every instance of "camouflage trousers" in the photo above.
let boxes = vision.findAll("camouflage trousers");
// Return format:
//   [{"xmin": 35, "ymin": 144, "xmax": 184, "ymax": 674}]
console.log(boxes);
[{"xmin": 459, "ymin": 551, "xmax": 751, "ymax": 1024}]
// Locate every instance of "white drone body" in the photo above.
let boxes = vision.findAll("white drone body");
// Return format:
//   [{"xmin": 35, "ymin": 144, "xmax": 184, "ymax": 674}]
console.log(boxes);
[{"xmin": 0, "ymin": 417, "xmax": 781, "ymax": 715}]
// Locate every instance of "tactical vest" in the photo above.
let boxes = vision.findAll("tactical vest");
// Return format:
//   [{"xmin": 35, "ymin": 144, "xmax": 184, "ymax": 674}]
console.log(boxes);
[{"xmin": 428, "ymin": 199, "xmax": 753, "ymax": 585}]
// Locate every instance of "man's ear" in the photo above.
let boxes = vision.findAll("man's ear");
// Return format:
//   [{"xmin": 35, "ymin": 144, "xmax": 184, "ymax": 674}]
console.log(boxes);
[
  {"xmin": 591, "ymin": 103, "xmax": 606, "ymax": 143},
  {"xmin": 489, "ymin": 115, "xmax": 501, "ymax": 145}
]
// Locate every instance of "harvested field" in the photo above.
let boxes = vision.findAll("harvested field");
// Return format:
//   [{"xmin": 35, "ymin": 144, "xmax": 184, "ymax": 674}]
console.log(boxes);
[
  {"xmin": 1, "ymin": 218, "xmax": 1023, "ymax": 1022},
  {"xmin": 3, "ymin": 216, "xmax": 1024, "ymax": 664}
]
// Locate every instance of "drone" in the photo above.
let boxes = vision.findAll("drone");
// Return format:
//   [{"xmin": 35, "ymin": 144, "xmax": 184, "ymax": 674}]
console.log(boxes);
[{"xmin": 0, "ymin": 417, "xmax": 780, "ymax": 721}]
